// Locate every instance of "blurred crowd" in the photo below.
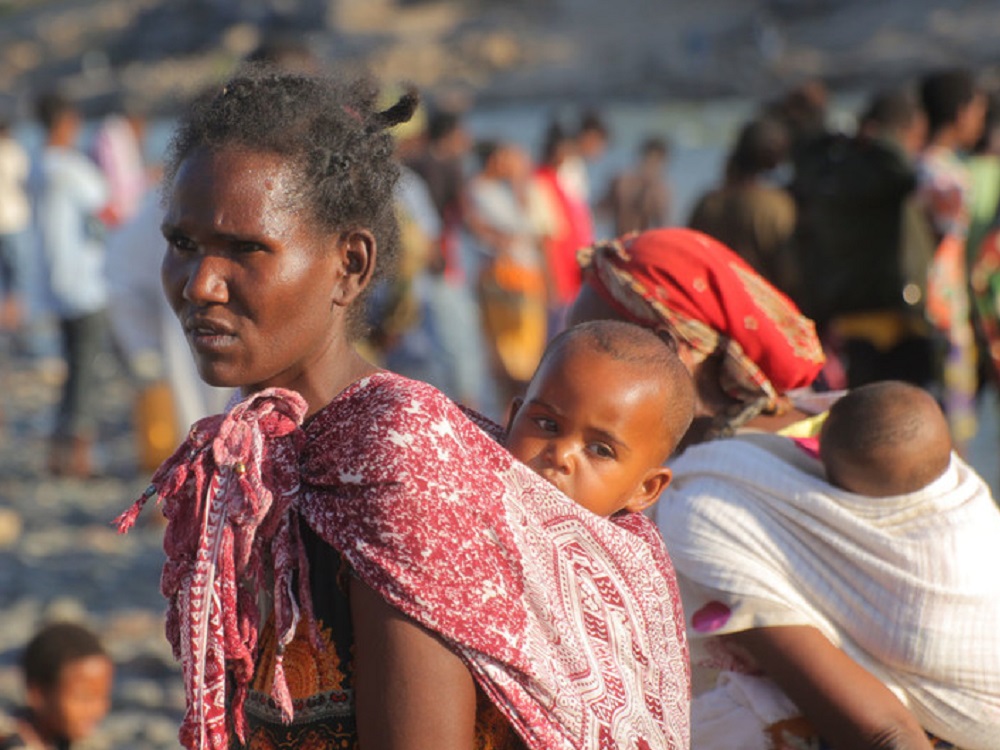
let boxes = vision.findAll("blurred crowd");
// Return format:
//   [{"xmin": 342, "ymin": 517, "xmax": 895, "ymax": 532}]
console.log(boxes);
[
  {"xmin": 1, "ymin": 30, "xmax": 999, "ymax": 750},
  {"xmin": 0, "ymin": 48, "xmax": 998, "ymax": 486}
]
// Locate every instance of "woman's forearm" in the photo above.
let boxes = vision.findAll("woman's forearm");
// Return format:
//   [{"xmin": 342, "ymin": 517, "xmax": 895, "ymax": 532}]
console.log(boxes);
[{"xmin": 726, "ymin": 626, "xmax": 934, "ymax": 750}]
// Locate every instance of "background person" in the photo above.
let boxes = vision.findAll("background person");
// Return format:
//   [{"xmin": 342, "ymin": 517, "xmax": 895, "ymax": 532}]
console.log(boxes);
[
  {"xmin": 0, "ymin": 621, "xmax": 114, "ymax": 750},
  {"xmin": 688, "ymin": 116, "xmax": 798, "ymax": 297},
  {"xmin": 403, "ymin": 107, "xmax": 494, "ymax": 413},
  {"xmin": 533, "ymin": 121, "xmax": 594, "ymax": 332},
  {"xmin": 0, "ymin": 114, "xmax": 31, "ymax": 336},
  {"xmin": 30, "ymin": 90, "xmax": 110, "ymax": 479},
  {"xmin": 917, "ymin": 67, "xmax": 988, "ymax": 453},
  {"xmin": 465, "ymin": 139, "xmax": 548, "ymax": 407},
  {"xmin": 598, "ymin": 135, "xmax": 673, "ymax": 236},
  {"xmin": 792, "ymin": 87, "xmax": 938, "ymax": 391}
]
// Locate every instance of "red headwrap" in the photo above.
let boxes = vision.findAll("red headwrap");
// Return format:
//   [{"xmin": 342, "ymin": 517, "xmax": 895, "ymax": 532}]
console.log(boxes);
[{"xmin": 578, "ymin": 228, "xmax": 824, "ymax": 416}]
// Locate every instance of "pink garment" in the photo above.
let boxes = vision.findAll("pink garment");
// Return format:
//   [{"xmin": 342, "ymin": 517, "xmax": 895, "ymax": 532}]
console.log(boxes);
[
  {"xmin": 93, "ymin": 115, "xmax": 146, "ymax": 226},
  {"xmin": 536, "ymin": 166, "xmax": 594, "ymax": 305},
  {"xmin": 118, "ymin": 372, "xmax": 690, "ymax": 750}
]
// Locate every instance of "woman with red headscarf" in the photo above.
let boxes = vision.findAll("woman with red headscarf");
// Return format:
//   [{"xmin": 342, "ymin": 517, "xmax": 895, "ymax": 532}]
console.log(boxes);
[
  {"xmin": 569, "ymin": 227, "xmax": 826, "ymax": 447},
  {"xmin": 567, "ymin": 228, "xmax": 1000, "ymax": 750}
]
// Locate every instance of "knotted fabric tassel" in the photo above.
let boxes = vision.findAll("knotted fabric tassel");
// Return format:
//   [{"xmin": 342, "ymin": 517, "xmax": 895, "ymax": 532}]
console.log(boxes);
[{"xmin": 116, "ymin": 388, "xmax": 308, "ymax": 750}]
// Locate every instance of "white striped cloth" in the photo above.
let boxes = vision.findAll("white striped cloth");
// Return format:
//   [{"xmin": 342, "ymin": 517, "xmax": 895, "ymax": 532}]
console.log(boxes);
[{"xmin": 657, "ymin": 432, "xmax": 1000, "ymax": 750}]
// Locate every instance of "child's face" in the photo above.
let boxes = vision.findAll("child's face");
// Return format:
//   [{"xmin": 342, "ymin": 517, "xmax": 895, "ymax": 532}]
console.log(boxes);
[
  {"xmin": 506, "ymin": 345, "xmax": 672, "ymax": 516},
  {"xmin": 30, "ymin": 654, "xmax": 113, "ymax": 743}
]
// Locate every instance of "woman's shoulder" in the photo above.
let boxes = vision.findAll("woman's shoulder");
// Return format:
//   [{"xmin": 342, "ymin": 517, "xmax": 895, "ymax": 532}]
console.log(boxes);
[
  {"xmin": 334, "ymin": 370, "xmax": 468, "ymax": 423},
  {"xmin": 307, "ymin": 370, "xmax": 504, "ymax": 465}
]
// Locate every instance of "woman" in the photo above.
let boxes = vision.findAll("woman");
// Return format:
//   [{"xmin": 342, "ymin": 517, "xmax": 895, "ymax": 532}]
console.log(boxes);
[
  {"xmin": 688, "ymin": 116, "xmax": 798, "ymax": 298},
  {"xmin": 465, "ymin": 140, "xmax": 547, "ymax": 406},
  {"xmin": 532, "ymin": 121, "xmax": 594, "ymax": 327},
  {"xmin": 567, "ymin": 228, "xmax": 1000, "ymax": 750},
  {"xmin": 115, "ymin": 69, "xmax": 690, "ymax": 750}
]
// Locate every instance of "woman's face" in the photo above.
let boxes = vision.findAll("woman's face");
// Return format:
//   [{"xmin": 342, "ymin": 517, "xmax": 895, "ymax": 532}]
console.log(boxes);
[{"xmin": 161, "ymin": 146, "xmax": 354, "ymax": 396}]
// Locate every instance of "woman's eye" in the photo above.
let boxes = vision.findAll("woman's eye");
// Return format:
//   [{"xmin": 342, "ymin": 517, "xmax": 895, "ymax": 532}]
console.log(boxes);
[{"xmin": 167, "ymin": 234, "xmax": 196, "ymax": 252}]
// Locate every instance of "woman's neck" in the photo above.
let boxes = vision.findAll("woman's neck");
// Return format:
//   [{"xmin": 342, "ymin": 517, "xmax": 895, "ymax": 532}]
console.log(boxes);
[{"xmin": 241, "ymin": 345, "xmax": 379, "ymax": 421}]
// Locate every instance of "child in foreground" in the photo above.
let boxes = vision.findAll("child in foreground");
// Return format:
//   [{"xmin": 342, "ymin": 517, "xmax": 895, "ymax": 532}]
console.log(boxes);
[
  {"xmin": 819, "ymin": 379, "xmax": 953, "ymax": 497},
  {"xmin": 0, "ymin": 622, "xmax": 114, "ymax": 750},
  {"xmin": 505, "ymin": 319, "xmax": 696, "ymax": 517}
]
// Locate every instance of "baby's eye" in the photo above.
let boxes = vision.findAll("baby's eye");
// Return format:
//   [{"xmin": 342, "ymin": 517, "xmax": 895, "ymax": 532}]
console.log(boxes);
[
  {"xmin": 532, "ymin": 416, "xmax": 558, "ymax": 433},
  {"xmin": 588, "ymin": 442, "xmax": 616, "ymax": 459}
]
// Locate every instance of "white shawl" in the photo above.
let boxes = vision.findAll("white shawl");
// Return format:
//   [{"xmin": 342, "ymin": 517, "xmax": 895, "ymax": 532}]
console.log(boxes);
[{"xmin": 658, "ymin": 433, "xmax": 1000, "ymax": 750}]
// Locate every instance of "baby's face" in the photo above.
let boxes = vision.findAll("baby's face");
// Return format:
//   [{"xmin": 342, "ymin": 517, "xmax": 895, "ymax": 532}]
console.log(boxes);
[{"xmin": 506, "ymin": 346, "xmax": 670, "ymax": 516}]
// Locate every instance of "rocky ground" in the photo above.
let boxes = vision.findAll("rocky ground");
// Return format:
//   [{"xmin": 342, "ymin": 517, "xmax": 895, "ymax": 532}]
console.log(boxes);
[{"xmin": 0, "ymin": 345, "xmax": 185, "ymax": 750}]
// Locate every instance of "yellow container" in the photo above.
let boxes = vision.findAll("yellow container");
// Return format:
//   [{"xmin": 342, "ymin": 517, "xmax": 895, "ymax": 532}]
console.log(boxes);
[{"xmin": 134, "ymin": 381, "xmax": 179, "ymax": 472}]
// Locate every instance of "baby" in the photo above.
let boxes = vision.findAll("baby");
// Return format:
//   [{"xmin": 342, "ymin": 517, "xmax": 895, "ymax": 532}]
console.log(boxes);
[
  {"xmin": 0, "ymin": 621, "xmax": 114, "ymax": 750},
  {"xmin": 505, "ymin": 319, "xmax": 696, "ymax": 516},
  {"xmin": 819, "ymin": 379, "xmax": 952, "ymax": 496}
]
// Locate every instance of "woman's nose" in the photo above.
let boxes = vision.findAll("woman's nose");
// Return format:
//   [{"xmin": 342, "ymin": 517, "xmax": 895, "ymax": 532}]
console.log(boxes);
[{"xmin": 180, "ymin": 254, "xmax": 228, "ymax": 305}]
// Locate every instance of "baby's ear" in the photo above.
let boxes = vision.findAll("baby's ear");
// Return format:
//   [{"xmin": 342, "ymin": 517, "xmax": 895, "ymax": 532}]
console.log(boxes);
[
  {"xmin": 504, "ymin": 397, "xmax": 524, "ymax": 434},
  {"xmin": 625, "ymin": 467, "xmax": 672, "ymax": 514}
]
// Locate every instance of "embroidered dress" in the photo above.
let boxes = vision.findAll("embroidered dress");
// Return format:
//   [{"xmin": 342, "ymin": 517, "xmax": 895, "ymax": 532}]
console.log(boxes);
[{"xmin": 118, "ymin": 372, "xmax": 690, "ymax": 750}]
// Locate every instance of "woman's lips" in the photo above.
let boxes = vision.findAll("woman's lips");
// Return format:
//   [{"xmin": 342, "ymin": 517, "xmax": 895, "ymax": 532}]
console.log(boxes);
[{"xmin": 185, "ymin": 319, "xmax": 237, "ymax": 352}]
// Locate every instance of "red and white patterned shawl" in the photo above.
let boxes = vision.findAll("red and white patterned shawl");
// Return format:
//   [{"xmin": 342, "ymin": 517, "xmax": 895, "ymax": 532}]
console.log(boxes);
[{"xmin": 117, "ymin": 371, "xmax": 690, "ymax": 750}]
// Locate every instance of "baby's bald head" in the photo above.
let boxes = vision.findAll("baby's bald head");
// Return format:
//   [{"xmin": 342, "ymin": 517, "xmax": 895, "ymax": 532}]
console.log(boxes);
[
  {"xmin": 540, "ymin": 320, "xmax": 696, "ymax": 461},
  {"xmin": 820, "ymin": 381, "xmax": 952, "ymax": 497}
]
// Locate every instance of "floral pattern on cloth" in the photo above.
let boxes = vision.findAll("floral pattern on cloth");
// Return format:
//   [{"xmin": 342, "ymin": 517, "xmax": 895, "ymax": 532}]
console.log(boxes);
[
  {"xmin": 117, "ymin": 371, "xmax": 690, "ymax": 750},
  {"xmin": 577, "ymin": 228, "xmax": 824, "ymax": 421}
]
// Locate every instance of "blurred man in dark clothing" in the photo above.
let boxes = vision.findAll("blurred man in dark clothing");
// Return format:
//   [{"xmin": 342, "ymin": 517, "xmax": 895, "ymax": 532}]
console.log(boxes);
[{"xmin": 792, "ymin": 88, "xmax": 938, "ymax": 389}]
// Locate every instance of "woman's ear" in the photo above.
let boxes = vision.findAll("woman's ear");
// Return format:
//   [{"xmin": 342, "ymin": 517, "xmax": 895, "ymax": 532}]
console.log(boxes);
[
  {"xmin": 624, "ymin": 467, "xmax": 671, "ymax": 514},
  {"xmin": 332, "ymin": 228, "xmax": 376, "ymax": 307}
]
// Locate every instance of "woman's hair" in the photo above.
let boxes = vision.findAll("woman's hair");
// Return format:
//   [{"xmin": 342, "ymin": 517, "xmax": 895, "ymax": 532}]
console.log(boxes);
[
  {"xmin": 163, "ymin": 65, "xmax": 418, "ymax": 333},
  {"xmin": 22, "ymin": 621, "xmax": 108, "ymax": 690}
]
